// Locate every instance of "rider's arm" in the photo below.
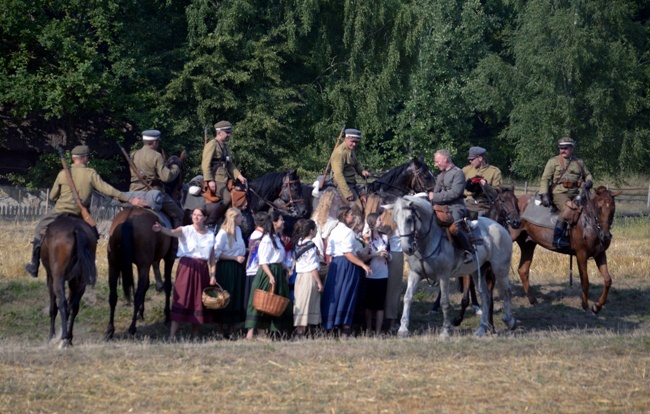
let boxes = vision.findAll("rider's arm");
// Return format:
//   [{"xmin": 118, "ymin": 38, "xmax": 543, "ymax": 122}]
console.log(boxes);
[{"xmin": 201, "ymin": 140, "xmax": 216, "ymax": 182}]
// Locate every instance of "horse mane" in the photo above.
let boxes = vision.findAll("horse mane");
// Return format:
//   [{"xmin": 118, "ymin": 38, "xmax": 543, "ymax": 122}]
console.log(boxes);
[{"xmin": 368, "ymin": 162, "xmax": 409, "ymax": 193}]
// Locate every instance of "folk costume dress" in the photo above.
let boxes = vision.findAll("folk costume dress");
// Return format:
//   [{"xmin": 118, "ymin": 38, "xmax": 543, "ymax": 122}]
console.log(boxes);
[
  {"xmin": 171, "ymin": 225, "xmax": 215, "ymax": 324},
  {"xmin": 384, "ymin": 231, "xmax": 404, "ymax": 320},
  {"xmin": 244, "ymin": 233, "xmax": 293, "ymax": 332},
  {"xmin": 293, "ymin": 238, "xmax": 322, "ymax": 326},
  {"xmin": 321, "ymin": 222, "xmax": 361, "ymax": 330},
  {"xmin": 213, "ymin": 226, "xmax": 247, "ymax": 325}
]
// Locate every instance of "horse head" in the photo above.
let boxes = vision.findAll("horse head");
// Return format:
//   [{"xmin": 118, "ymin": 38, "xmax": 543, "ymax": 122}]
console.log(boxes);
[
  {"xmin": 407, "ymin": 156, "xmax": 436, "ymax": 194},
  {"xmin": 163, "ymin": 150, "xmax": 187, "ymax": 205},
  {"xmin": 494, "ymin": 184, "xmax": 522, "ymax": 229},
  {"xmin": 392, "ymin": 195, "xmax": 439, "ymax": 256},
  {"xmin": 278, "ymin": 169, "xmax": 307, "ymax": 217},
  {"xmin": 589, "ymin": 186, "xmax": 618, "ymax": 247}
]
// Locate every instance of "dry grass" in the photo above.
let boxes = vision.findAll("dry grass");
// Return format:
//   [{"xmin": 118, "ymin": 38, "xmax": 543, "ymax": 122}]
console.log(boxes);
[{"xmin": 1, "ymin": 218, "xmax": 649, "ymax": 413}]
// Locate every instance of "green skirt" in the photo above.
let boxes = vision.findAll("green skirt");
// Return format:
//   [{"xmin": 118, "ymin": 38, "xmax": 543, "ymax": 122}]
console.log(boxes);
[
  {"xmin": 244, "ymin": 263, "xmax": 293, "ymax": 332},
  {"xmin": 213, "ymin": 259, "xmax": 246, "ymax": 325}
]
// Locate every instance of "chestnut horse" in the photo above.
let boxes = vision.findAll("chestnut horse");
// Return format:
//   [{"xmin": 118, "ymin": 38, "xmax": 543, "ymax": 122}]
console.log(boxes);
[
  {"xmin": 510, "ymin": 186, "xmax": 618, "ymax": 313},
  {"xmin": 105, "ymin": 153, "xmax": 185, "ymax": 339},
  {"xmin": 42, "ymin": 214, "xmax": 98, "ymax": 347}
]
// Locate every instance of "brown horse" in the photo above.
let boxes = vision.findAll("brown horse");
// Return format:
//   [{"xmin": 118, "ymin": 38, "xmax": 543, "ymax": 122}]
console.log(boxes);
[
  {"xmin": 510, "ymin": 186, "xmax": 619, "ymax": 313},
  {"xmin": 105, "ymin": 153, "xmax": 185, "ymax": 339},
  {"xmin": 42, "ymin": 214, "xmax": 98, "ymax": 348}
]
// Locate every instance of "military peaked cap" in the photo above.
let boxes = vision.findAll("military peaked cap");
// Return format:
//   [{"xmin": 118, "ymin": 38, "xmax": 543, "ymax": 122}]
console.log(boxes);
[
  {"xmin": 214, "ymin": 120, "xmax": 232, "ymax": 132},
  {"xmin": 558, "ymin": 136, "xmax": 575, "ymax": 147},
  {"xmin": 71, "ymin": 145, "xmax": 90, "ymax": 157},
  {"xmin": 142, "ymin": 130, "xmax": 161, "ymax": 141},
  {"xmin": 345, "ymin": 128, "xmax": 362, "ymax": 140},
  {"xmin": 468, "ymin": 146, "xmax": 486, "ymax": 160}
]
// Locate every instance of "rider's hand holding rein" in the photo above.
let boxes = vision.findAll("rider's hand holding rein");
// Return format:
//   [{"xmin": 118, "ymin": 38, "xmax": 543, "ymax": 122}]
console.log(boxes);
[{"xmin": 129, "ymin": 197, "xmax": 148, "ymax": 208}]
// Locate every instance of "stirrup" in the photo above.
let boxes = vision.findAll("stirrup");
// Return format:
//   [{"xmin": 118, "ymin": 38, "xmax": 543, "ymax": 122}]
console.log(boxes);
[{"xmin": 462, "ymin": 251, "xmax": 474, "ymax": 264}]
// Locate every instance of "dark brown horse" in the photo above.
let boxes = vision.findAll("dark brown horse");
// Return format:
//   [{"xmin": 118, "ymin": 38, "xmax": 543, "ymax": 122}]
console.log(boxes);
[
  {"xmin": 42, "ymin": 214, "xmax": 97, "ymax": 348},
  {"xmin": 105, "ymin": 153, "xmax": 186, "ymax": 339},
  {"xmin": 510, "ymin": 186, "xmax": 618, "ymax": 313}
]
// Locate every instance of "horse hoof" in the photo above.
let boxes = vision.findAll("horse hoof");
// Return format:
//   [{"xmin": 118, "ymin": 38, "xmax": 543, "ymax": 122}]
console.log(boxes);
[
  {"xmin": 59, "ymin": 340, "xmax": 72, "ymax": 349},
  {"xmin": 503, "ymin": 315, "xmax": 517, "ymax": 331},
  {"xmin": 439, "ymin": 329, "xmax": 450, "ymax": 339},
  {"xmin": 155, "ymin": 281, "xmax": 164, "ymax": 292},
  {"xmin": 397, "ymin": 329, "xmax": 410, "ymax": 339},
  {"xmin": 474, "ymin": 327, "xmax": 486, "ymax": 337},
  {"xmin": 591, "ymin": 304, "xmax": 601, "ymax": 314}
]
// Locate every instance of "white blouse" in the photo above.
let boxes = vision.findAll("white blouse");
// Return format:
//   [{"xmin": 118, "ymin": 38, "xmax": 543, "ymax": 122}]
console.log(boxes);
[
  {"xmin": 295, "ymin": 238, "xmax": 321, "ymax": 273},
  {"xmin": 326, "ymin": 222, "xmax": 356, "ymax": 257},
  {"xmin": 258, "ymin": 234, "xmax": 286, "ymax": 265},
  {"xmin": 366, "ymin": 234, "xmax": 389, "ymax": 280},
  {"xmin": 177, "ymin": 225, "xmax": 215, "ymax": 261},
  {"xmin": 214, "ymin": 227, "xmax": 246, "ymax": 259}
]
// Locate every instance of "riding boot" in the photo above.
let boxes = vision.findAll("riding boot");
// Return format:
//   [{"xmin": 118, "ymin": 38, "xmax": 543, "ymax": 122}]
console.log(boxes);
[
  {"xmin": 25, "ymin": 238, "xmax": 41, "ymax": 278},
  {"xmin": 205, "ymin": 201, "xmax": 229, "ymax": 233},
  {"xmin": 552, "ymin": 221, "xmax": 570, "ymax": 249},
  {"xmin": 455, "ymin": 228, "xmax": 475, "ymax": 264}
]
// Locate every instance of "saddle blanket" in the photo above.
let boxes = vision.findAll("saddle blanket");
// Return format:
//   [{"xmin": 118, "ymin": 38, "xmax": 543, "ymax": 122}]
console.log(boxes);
[
  {"xmin": 521, "ymin": 195, "xmax": 559, "ymax": 229},
  {"xmin": 114, "ymin": 190, "xmax": 163, "ymax": 212}
]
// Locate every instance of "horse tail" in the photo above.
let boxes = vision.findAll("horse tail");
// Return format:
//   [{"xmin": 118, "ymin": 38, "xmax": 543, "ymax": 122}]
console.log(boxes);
[
  {"xmin": 75, "ymin": 227, "xmax": 97, "ymax": 287},
  {"xmin": 121, "ymin": 220, "xmax": 134, "ymax": 300}
]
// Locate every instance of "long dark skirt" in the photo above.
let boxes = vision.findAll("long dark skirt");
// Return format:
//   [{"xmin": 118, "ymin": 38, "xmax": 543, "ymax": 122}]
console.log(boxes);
[
  {"xmin": 213, "ymin": 260, "xmax": 246, "ymax": 325},
  {"xmin": 171, "ymin": 257, "xmax": 212, "ymax": 324},
  {"xmin": 321, "ymin": 256, "xmax": 360, "ymax": 330},
  {"xmin": 244, "ymin": 263, "xmax": 293, "ymax": 332}
]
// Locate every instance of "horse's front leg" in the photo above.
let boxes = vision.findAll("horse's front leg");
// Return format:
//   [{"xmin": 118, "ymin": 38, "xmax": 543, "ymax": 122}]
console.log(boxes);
[
  {"xmin": 473, "ymin": 271, "xmax": 492, "ymax": 337},
  {"xmin": 516, "ymin": 239, "xmax": 538, "ymax": 305},
  {"xmin": 575, "ymin": 251, "xmax": 593, "ymax": 313},
  {"xmin": 592, "ymin": 252, "xmax": 612, "ymax": 314},
  {"xmin": 439, "ymin": 277, "xmax": 452, "ymax": 338},
  {"xmin": 129, "ymin": 265, "xmax": 151, "ymax": 336},
  {"xmin": 105, "ymin": 260, "xmax": 119, "ymax": 340},
  {"xmin": 163, "ymin": 256, "xmax": 175, "ymax": 325},
  {"xmin": 398, "ymin": 268, "xmax": 421, "ymax": 338},
  {"xmin": 153, "ymin": 260, "xmax": 164, "ymax": 292},
  {"xmin": 453, "ymin": 276, "xmax": 471, "ymax": 326}
]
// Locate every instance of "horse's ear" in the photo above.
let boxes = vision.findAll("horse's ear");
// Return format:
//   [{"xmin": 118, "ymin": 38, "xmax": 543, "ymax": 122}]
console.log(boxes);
[
  {"xmin": 161, "ymin": 149, "xmax": 168, "ymax": 161},
  {"xmin": 381, "ymin": 203, "xmax": 395, "ymax": 210},
  {"xmin": 418, "ymin": 154, "xmax": 424, "ymax": 164},
  {"xmin": 611, "ymin": 190, "xmax": 622, "ymax": 198},
  {"xmin": 180, "ymin": 150, "xmax": 187, "ymax": 162}
]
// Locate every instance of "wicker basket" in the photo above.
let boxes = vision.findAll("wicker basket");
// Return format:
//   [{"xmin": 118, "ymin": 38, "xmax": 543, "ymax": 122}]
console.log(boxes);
[
  {"xmin": 252, "ymin": 282, "xmax": 289, "ymax": 317},
  {"xmin": 202, "ymin": 284, "xmax": 230, "ymax": 310}
]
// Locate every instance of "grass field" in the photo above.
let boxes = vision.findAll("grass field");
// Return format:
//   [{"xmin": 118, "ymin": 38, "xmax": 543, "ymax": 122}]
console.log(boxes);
[{"xmin": 1, "ymin": 214, "xmax": 649, "ymax": 413}]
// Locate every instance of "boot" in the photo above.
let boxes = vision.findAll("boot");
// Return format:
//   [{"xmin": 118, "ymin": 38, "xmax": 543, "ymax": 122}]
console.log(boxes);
[
  {"xmin": 455, "ymin": 226, "xmax": 475, "ymax": 264},
  {"xmin": 553, "ymin": 221, "xmax": 570, "ymax": 249},
  {"xmin": 205, "ymin": 201, "xmax": 229, "ymax": 228},
  {"xmin": 25, "ymin": 238, "xmax": 41, "ymax": 278}
]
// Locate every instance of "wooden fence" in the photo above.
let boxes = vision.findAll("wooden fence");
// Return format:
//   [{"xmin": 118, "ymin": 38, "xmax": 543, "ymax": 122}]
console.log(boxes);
[{"xmin": 516, "ymin": 183, "xmax": 650, "ymax": 207}]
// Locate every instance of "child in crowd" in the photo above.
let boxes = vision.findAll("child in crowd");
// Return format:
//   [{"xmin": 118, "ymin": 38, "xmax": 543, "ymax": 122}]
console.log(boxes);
[
  {"xmin": 291, "ymin": 219, "xmax": 323, "ymax": 339},
  {"xmin": 363, "ymin": 212, "xmax": 391, "ymax": 336}
]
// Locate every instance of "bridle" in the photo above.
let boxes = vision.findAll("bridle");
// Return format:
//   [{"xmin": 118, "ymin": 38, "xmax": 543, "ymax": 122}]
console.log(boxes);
[
  {"xmin": 398, "ymin": 203, "xmax": 440, "ymax": 261},
  {"xmin": 249, "ymin": 173, "xmax": 304, "ymax": 216},
  {"xmin": 490, "ymin": 188, "xmax": 520, "ymax": 229},
  {"xmin": 371, "ymin": 165, "xmax": 435, "ymax": 195}
]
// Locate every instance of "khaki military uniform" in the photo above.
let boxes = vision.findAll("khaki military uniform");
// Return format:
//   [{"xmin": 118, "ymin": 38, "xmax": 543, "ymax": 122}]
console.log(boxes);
[
  {"xmin": 540, "ymin": 155, "xmax": 593, "ymax": 212},
  {"xmin": 462, "ymin": 164, "xmax": 502, "ymax": 214},
  {"xmin": 330, "ymin": 143, "xmax": 364, "ymax": 207},
  {"xmin": 34, "ymin": 164, "xmax": 130, "ymax": 239},
  {"xmin": 201, "ymin": 139, "xmax": 243, "ymax": 208},
  {"xmin": 130, "ymin": 145, "xmax": 183, "ymax": 226}
]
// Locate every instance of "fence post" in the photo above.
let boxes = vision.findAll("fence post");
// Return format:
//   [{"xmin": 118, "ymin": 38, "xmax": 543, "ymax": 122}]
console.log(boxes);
[
  {"xmin": 524, "ymin": 181, "xmax": 528, "ymax": 194},
  {"xmin": 647, "ymin": 184, "xmax": 650, "ymax": 208}
]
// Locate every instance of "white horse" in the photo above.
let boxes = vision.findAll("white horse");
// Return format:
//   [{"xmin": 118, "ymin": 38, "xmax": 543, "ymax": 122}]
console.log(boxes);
[{"xmin": 391, "ymin": 195, "xmax": 517, "ymax": 337}]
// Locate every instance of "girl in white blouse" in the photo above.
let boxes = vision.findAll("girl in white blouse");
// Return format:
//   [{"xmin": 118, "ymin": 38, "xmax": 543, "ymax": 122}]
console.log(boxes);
[
  {"xmin": 213, "ymin": 208, "xmax": 247, "ymax": 339},
  {"xmin": 245, "ymin": 211, "xmax": 293, "ymax": 340},
  {"xmin": 291, "ymin": 219, "xmax": 323, "ymax": 338},
  {"xmin": 153, "ymin": 207, "xmax": 215, "ymax": 340}
]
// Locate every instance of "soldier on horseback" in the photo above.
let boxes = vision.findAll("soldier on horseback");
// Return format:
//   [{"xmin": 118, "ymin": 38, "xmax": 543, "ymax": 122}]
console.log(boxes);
[
  {"xmin": 25, "ymin": 145, "xmax": 147, "ymax": 278},
  {"xmin": 539, "ymin": 137, "xmax": 593, "ymax": 249},
  {"xmin": 428, "ymin": 149, "xmax": 474, "ymax": 264},
  {"xmin": 202, "ymin": 120, "xmax": 248, "ymax": 228},
  {"xmin": 462, "ymin": 146, "xmax": 503, "ymax": 218},
  {"xmin": 129, "ymin": 129, "xmax": 184, "ymax": 228},
  {"xmin": 329, "ymin": 128, "xmax": 370, "ymax": 211}
]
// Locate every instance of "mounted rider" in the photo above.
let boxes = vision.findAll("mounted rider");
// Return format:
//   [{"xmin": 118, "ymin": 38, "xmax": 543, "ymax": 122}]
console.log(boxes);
[
  {"xmin": 201, "ymin": 120, "xmax": 248, "ymax": 227},
  {"xmin": 25, "ymin": 145, "xmax": 147, "ymax": 278},
  {"xmin": 539, "ymin": 136, "xmax": 593, "ymax": 249},
  {"xmin": 428, "ymin": 149, "xmax": 474, "ymax": 264},
  {"xmin": 129, "ymin": 129, "xmax": 184, "ymax": 228},
  {"xmin": 329, "ymin": 128, "xmax": 370, "ymax": 211},
  {"xmin": 462, "ymin": 146, "xmax": 503, "ymax": 218}
]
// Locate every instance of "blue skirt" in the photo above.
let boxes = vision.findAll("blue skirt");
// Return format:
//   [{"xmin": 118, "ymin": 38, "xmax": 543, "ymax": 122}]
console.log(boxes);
[{"xmin": 321, "ymin": 256, "xmax": 360, "ymax": 330}]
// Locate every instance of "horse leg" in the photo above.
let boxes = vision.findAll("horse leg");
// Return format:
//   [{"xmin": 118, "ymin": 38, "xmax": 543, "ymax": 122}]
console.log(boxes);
[
  {"xmin": 576, "ymin": 251, "xmax": 592, "ymax": 312},
  {"xmin": 105, "ymin": 258, "xmax": 119, "ymax": 340},
  {"xmin": 494, "ymin": 264, "xmax": 517, "ymax": 331},
  {"xmin": 163, "ymin": 255, "xmax": 174, "ymax": 325},
  {"xmin": 430, "ymin": 288, "xmax": 441, "ymax": 313},
  {"xmin": 591, "ymin": 252, "xmax": 612, "ymax": 314},
  {"xmin": 63, "ymin": 278, "xmax": 85, "ymax": 348},
  {"xmin": 439, "ymin": 277, "xmax": 452, "ymax": 338},
  {"xmin": 48, "ymin": 274, "xmax": 58, "ymax": 342},
  {"xmin": 516, "ymin": 239, "xmax": 538, "ymax": 305},
  {"xmin": 397, "ymin": 268, "xmax": 421, "ymax": 338},
  {"xmin": 129, "ymin": 264, "xmax": 150, "ymax": 336},
  {"xmin": 472, "ymin": 271, "xmax": 492, "ymax": 337},
  {"xmin": 153, "ymin": 260, "xmax": 164, "ymax": 292},
  {"xmin": 453, "ymin": 276, "xmax": 471, "ymax": 326},
  {"xmin": 55, "ymin": 278, "xmax": 70, "ymax": 347}
]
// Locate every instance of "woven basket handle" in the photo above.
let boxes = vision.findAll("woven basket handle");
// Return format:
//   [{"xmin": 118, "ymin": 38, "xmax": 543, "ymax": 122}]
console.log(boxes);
[
  {"xmin": 267, "ymin": 281, "xmax": 276, "ymax": 295},
  {"xmin": 209, "ymin": 281, "xmax": 224, "ymax": 291}
]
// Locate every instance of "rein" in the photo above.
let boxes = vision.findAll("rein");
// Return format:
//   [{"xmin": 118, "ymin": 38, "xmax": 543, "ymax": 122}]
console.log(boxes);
[
  {"xmin": 487, "ymin": 186, "xmax": 519, "ymax": 229},
  {"xmin": 249, "ymin": 177, "xmax": 303, "ymax": 216},
  {"xmin": 370, "ymin": 167, "xmax": 435, "ymax": 195}
]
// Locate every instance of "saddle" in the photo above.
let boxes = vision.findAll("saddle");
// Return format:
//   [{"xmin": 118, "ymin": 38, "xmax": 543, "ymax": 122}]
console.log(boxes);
[{"xmin": 521, "ymin": 195, "xmax": 583, "ymax": 228}]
